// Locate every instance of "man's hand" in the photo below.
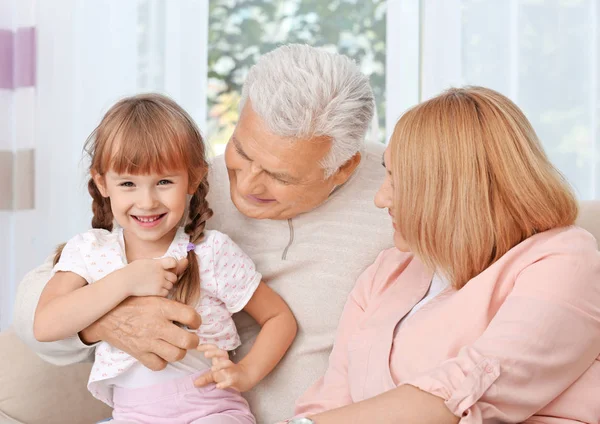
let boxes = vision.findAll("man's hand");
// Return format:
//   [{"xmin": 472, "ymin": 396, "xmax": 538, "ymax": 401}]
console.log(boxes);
[
  {"xmin": 194, "ymin": 344, "xmax": 257, "ymax": 392},
  {"xmin": 79, "ymin": 289, "xmax": 201, "ymax": 370}
]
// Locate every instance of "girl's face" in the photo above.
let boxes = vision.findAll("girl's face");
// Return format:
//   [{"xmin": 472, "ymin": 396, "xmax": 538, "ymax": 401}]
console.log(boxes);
[
  {"xmin": 374, "ymin": 147, "xmax": 411, "ymax": 252},
  {"xmin": 93, "ymin": 169, "xmax": 192, "ymax": 250}
]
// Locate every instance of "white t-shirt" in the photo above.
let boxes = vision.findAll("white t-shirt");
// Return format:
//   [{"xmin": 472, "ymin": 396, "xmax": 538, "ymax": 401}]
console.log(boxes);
[
  {"xmin": 52, "ymin": 227, "xmax": 262, "ymax": 406},
  {"xmin": 394, "ymin": 273, "xmax": 450, "ymax": 336}
]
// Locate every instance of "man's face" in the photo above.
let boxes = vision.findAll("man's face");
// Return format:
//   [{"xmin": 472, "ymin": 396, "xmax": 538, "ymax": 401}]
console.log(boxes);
[{"xmin": 224, "ymin": 102, "xmax": 357, "ymax": 220}]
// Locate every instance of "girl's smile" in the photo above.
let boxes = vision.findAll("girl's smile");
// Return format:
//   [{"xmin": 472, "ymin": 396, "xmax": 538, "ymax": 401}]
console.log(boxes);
[{"xmin": 131, "ymin": 213, "xmax": 167, "ymax": 228}]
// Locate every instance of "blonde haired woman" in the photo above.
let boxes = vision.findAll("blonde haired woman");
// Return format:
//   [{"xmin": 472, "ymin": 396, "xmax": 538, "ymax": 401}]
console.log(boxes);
[{"xmin": 286, "ymin": 87, "xmax": 600, "ymax": 423}]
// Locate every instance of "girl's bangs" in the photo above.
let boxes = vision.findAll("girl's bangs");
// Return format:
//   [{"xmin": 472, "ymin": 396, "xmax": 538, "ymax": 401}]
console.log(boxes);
[{"xmin": 100, "ymin": 111, "xmax": 191, "ymax": 176}]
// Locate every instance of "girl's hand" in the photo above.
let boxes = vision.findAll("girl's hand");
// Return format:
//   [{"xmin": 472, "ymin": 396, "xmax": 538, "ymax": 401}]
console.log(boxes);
[
  {"xmin": 123, "ymin": 257, "xmax": 180, "ymax": 297},
  {"xmin": 194, "ymin": 344, "xmax": 256, "ymax": 392}
]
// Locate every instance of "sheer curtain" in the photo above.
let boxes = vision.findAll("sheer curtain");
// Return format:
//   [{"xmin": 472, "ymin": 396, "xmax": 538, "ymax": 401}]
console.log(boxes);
[
  {"xmin": 0, "ymin": 0, "xmax": 36, "ymax": 330},
  {"xmin": 0, "ymin": 0, "xmax": 208, "ymax": 330},
  {"xmin": 421, "ymin": 0, "xmax": 599, "ymax": 200}
]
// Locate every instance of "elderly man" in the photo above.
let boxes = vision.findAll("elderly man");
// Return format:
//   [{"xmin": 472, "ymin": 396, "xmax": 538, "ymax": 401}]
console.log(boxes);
[{"xmin": 13, "ymin": 44, "xmax": 392, "ymax": 423}]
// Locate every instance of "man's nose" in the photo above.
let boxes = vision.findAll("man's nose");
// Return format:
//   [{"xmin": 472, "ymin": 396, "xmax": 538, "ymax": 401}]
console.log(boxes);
[{"xmin": 237, "ymin": 162, "xmax": 263, "ymax": 194}]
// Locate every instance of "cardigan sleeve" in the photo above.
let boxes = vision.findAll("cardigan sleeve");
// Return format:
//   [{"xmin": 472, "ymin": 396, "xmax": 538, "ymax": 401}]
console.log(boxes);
[{"xmin": 13, "ymin": 256, "xmax": 96, "ymax": 366}]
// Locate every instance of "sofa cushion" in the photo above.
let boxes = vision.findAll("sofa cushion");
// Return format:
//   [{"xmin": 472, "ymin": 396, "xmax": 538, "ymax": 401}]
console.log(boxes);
[
  {"xmin": 577, "ymin": 201, "xmax": 600, "ymax": 248},
  {"xmin": 0, "ymin": 330, "xmax": 111, "ymax": 424}
]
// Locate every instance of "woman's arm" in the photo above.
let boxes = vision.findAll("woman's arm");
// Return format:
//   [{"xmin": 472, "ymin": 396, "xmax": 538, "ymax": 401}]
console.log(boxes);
[
  {"xmin": 196, "ymin": 281, "xmax": 297, "ymax": 391},
  {"xmin": 308, "ymin": 384, "xmax": 458, "ymax": 424},
  {"xmin": 34, "ymin": 257, "xmax": 179, "ymax": 342}
]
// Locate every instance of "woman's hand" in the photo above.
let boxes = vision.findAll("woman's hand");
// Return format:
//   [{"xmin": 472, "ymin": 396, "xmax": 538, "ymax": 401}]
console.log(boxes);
[{"xmin": 194, "ymin": 344, "xmax": 257, "ymax": 392}]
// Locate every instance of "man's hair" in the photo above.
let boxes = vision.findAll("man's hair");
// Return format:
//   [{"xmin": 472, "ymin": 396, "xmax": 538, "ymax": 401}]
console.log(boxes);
[{"xmin": 240, "ymin": 44, "xmax": 375, "ymax": 177}]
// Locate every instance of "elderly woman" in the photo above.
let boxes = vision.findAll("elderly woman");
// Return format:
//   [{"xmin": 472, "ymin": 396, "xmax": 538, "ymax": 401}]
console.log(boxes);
[{"xmin": 287, "ymin": 87, "xmax": 600, "ymax": 423}]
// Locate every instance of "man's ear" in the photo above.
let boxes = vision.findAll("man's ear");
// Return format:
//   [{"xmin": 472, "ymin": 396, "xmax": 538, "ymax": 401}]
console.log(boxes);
[
  {"xmin": 331, "ymin": 152, "xmax": 361, "ymax": 186},
  {"xmin": 91, "ymin": 170, "xmax": 109, "ymax": 197}
]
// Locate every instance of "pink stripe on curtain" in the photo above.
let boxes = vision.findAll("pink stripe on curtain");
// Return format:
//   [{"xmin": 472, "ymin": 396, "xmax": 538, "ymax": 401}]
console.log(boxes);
[{"xmin": 0, "ymin": 27, "xmax": 36, "ymax": 89}]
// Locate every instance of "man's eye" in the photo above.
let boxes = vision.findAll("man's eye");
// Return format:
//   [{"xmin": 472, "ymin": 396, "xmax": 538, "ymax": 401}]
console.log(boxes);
[
  {"xmin": 235, "ymin": 146, "xmax": 250, "ymax": 161},
  {"xmin": 270, "ymin": 175, "xmax": 291, "ymax": 185},
  {"xmin": 119, "ymin": 182, "xmax": 134, "ymax": 187},
  {"xmin": 158, "ymin": 180, "xmax": 173, "ymax": 186}
]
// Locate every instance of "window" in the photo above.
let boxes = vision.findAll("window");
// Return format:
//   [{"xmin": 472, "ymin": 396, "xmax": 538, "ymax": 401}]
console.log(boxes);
[
  {"xmin": 422, "ymin": 0, "xmax": 599, "ymax": 199},
  {"xmin": 206, "ymin": 0, "xmax": 387, "ymax": 153}
]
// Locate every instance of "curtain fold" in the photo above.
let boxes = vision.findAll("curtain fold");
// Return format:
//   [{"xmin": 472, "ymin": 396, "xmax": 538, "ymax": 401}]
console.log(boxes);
[{"xmin": 0, "ymin": 0, "xmax": 36, "ymax": 330}]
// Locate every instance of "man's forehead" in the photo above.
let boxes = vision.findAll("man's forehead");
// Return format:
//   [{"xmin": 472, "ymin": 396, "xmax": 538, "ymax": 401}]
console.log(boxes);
[{"xmin": 231, "ymin": 133, "xmax": 326, "ymax": 179}]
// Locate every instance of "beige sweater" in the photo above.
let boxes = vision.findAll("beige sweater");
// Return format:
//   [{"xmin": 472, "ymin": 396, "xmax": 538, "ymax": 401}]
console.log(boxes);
[{"xmin": 13, "ymin": 142, "xmax": 393, "ymax": 423}]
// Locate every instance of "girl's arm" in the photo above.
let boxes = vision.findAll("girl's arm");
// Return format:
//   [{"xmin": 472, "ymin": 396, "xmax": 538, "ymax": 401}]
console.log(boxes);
[
  {"xmin": 34, "ymin": 257, "xmax": 179, "ymax": 343},
  {"xmin": 196, "ymin": 281, "xmax": 297, "ymax": 391},
  {"xmin": 236, "ymin": 281, "xmax": 297, "ymax": 389},
  {"xmin": 34, "ymin": 269, "xmax": 132, "ymax": 342}
]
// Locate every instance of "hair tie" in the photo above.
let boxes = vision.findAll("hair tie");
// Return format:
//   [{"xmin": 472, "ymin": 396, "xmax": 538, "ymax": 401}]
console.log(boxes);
[{"xmin": 186, "ymin": 242, "xmax": 196, "ymax": 252}]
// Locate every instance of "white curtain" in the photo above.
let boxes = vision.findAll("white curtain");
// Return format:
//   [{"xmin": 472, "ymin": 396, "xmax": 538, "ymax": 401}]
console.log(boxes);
[
  {"xmin": 0, "ymin": 0, "xmax": 36, "ymax": 330},
  {"xmin": 0, "ymin": 0, "xmax": 208, "ymax": 330},
  {"xmin": 421, "ymin": 0, "xmax": 600, "ymax": 200}
]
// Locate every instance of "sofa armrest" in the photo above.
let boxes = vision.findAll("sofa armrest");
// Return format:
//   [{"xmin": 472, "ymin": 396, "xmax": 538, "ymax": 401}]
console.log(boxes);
[{"xmin": 0, "ymin": 329, "xmax": 111, "ymax": 424}]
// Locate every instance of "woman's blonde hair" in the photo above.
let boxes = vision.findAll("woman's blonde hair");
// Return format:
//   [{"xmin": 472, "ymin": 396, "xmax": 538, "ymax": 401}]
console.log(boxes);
[
  {"xmin": 390, "ymin": 86, "xmax": 578, "ymax": 289},
  {"xmin": 54, "ymin": 93, "xmax": 213, "ymax": 306}
]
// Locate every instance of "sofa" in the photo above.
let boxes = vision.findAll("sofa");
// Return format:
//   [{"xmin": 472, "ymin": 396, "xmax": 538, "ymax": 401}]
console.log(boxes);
[{"xmin": 1, "ymin": 201, "xmax": 599, "ymax": 424}]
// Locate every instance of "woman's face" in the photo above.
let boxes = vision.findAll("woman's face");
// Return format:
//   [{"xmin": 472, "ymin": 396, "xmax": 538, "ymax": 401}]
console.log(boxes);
[{"xmin": 375, "ymin": 147, "xmax": 411, "ymax": 252}]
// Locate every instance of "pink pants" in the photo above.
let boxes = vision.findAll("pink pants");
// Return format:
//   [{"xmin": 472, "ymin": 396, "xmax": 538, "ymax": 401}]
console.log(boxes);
[{"xmin": 110, "ymin": 372, "xmax": 256, "ymax": 424}]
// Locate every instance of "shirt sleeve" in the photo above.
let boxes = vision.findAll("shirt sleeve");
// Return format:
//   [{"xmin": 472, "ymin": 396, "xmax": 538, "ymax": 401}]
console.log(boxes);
[
  {"xmin": 405, "ymin": 248, "xmax": 600, "ymax": 423},
  {"xmin": 211, "ymin": 232, "xmax": 262, "ymax": 313},
  {"xmin": 51, "ymin": 233, "xmax": 92, "ymax": 283},
  {"xmin": 293, "ymin": 251, "xmax": 387, "ymax": 417},
  {"xmin": 13, "ymin": 255, "xmax": 97, "ymax": 366}
]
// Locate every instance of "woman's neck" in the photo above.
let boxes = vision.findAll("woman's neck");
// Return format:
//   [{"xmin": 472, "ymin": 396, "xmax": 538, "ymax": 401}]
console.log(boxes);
[{"xmin": 122, "ymin": 227, "xmax": 178, "ymax": 262}]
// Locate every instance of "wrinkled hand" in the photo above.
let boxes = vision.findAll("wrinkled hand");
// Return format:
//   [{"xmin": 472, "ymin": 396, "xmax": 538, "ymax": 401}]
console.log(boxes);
[
  {"xmin": 79, "ymin": 288, "xmax": 201, "ymax": 371},
  {"xmin": 194, "ymin": 344, "xmax": 255, "ymax": 392},
  {"xmin": 123, "ymin": 257, "xmax": 183, "ymax": 297}
]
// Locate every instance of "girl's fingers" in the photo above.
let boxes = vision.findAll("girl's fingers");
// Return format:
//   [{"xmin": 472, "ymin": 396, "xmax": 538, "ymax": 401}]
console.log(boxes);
[
  {"xmin": 194, "ymin": 371, "xmax": 215, "ymax": 387},
  {"xmin": 197, "ymin": 344, "xmax": 219, "ymax": 352},
  {"xmin": 211, "ymin": 359, "xmax": 234, "ymax": 372},
  {"xmin": 160, "ymin": 257, "xmax": 178, "ymax": 270},
  {"xmin": 164, "ymin": 271, "xmax": 178, "ymax": 283},
  {"xmin": 199, "ymin": 346, "xmax": 229, "ymax": 359}
]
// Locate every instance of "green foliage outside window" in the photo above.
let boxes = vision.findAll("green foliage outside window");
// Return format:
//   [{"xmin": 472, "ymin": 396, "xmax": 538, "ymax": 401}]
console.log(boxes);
[{"xmin": 207, "ymin": 0, "xmax": 387, "ymax": 151}]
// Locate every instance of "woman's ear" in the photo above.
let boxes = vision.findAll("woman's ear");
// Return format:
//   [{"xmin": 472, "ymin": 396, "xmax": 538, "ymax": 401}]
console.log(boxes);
[{"xmin": 91, "ymin": 170, "xmax": 109, "ymax": 197}]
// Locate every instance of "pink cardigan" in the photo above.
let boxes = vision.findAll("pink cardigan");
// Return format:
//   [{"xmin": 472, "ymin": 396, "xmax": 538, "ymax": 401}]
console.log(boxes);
[{"xmin": 295, "ymin": 227, "xmax": 600, "ymax": 423}]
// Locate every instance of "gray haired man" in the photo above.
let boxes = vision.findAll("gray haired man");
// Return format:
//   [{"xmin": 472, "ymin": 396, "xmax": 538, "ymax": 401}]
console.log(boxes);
[{"xmin": 13, "ymin": 44, "xmax": 392, "ymax": 423}]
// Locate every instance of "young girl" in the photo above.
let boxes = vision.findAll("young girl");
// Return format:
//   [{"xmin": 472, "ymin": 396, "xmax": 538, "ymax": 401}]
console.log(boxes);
[{"xmin": 33, "ymin": 93, "xmax": 297, "ymax": 423}]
